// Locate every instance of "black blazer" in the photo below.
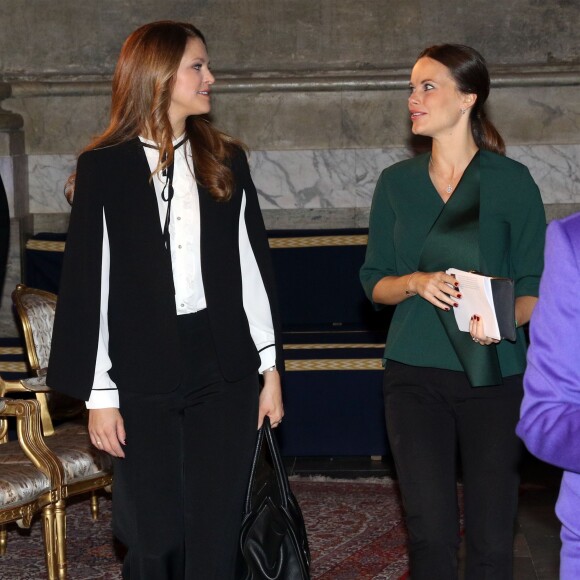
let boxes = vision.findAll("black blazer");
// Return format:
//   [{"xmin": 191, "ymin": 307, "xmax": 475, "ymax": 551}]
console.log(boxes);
[{"xmin": 47, "ymin": 139, "xmax": 283, "ymax": 401}]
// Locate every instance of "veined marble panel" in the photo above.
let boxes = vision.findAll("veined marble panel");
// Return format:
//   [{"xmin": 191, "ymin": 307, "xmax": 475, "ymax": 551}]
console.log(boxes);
[
  {"xmin": 250, "ymin": 149, "xmax": 356, "ymax": 209},
  {"xmin": 354, "ymin": 148, "xmax": 410, "ymax": 205},
  {"xmin": 252, "ymin": 144, "xmax": 580, "ymax": 209},
  {"xmin": 507, "ymin": 145, "xmax": 580, "ymax": 204},
  {"xmin": 29, "ymin": 154, "xmax": 76, "ymax": 213},
  {"xmin": 24, "ymin": 144, "xmax": 580, "ymax": 215},
  {"xmin": 252, "ymin": 148, "xmax": 412, "ymax": 209}
]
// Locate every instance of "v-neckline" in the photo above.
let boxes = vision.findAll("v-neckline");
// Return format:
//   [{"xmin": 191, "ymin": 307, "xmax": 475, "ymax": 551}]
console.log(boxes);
[{"xmin": 428, "ymin": 150, "xmax": 480, "ymax": 204}]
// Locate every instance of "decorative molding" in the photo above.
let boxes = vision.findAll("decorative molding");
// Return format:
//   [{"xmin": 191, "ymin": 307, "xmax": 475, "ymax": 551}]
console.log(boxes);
[
  {"xmin": 0, "ymin": 361, "xmax": 27, "ymax": 373},
  {"xmin": 26, "ymin": 234, "xmax": 369, "ymax": 252},
  {"xmin": 0, "ymin": 347, "xmax": 24, "ymax": 355},
  {"xmin": 285, "ymin": 358, "xmax": 384, "ymax": 371},
  {"xmin": 5, "ymin": 64, "xmax": 580, "ymax": 98},
  {"xmin": 269, "ymin": 235, "xmax": 368, "ymax": 248},
  {"xmin": 26, "ymin": 240, "xmax": 66, "ymax": 252}
]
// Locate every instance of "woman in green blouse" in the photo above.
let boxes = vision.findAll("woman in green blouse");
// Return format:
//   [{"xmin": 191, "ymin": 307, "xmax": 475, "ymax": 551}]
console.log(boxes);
[{"xmin": 360, "ymin": 44, "xmax": 545, "ymax": 579}]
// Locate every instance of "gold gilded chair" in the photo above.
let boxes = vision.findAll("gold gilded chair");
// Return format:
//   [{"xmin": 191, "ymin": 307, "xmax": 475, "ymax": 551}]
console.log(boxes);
[
  {"xmin": 10, "ymin": 284, "xmax": 84, "ymax": 435},
  {"xmin": 10, "ymin": 283, "xmax": 113, "ymax": 579},
  {"xmin": 0, "ymin": 395, "xmax": 64, "ymax": 579}
]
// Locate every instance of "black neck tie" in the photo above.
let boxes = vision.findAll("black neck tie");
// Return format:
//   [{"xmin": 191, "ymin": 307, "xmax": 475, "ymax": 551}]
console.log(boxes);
[{"xmin": 142, "ymin": 137, "xmax": 188, "ymax": 253}]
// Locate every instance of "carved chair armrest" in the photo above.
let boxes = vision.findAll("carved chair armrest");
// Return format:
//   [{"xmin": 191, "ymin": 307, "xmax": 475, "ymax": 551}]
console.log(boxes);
[
  {"xmin": 1, "ymin": 379, "xmax": 30, "ymax": 394},
  {"xmin": 20, "ymin": 375, "xmax": 52, "ymax": 393},
  {"xmin": 0, "ymin": 374, "xmax": 55, "ymax": 437},
  {"xmin": 0, "ymin": 397, "xmax": 64, "ymax": 496},
  {"xmin": 1, "ymin": 377, "xmax": 52, "ymax": 394}
]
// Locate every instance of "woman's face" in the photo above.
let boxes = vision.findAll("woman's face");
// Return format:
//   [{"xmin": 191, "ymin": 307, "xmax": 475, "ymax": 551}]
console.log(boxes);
[
  {"xmin": 408, "ymin": 57, "xmax": 473, "ymax": 139},
  {"xmin": 169, "ymin": 37, "xmax": 215, "ymax": 133}
]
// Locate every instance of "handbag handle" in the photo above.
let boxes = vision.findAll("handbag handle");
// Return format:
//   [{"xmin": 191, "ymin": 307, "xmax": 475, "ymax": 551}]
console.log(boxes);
[{"xmin": 243, "ymin": 416, "xmax": 290, "ymax": 514}]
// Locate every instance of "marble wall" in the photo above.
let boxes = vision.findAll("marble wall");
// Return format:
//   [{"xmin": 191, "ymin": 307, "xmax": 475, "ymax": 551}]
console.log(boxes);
[{"xmin": 23, "ymin": 144, "xmax": 580, "ymax": 215}]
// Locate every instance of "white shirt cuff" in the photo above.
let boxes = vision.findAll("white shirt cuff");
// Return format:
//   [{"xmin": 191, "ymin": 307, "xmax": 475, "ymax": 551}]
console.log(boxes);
[
  {"xmin": 86, "ymin": 386, "xmax": 119, "ymax": 409},
  {"xmin": 258, "ymin": 344, "xmax": 276, "ymax": 374}
]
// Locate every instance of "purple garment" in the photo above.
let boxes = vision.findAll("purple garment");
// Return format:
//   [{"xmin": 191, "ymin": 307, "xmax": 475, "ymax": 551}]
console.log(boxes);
[{"xmin": 517, "ymin": 212, "xmax": 580, "ymax": 578}]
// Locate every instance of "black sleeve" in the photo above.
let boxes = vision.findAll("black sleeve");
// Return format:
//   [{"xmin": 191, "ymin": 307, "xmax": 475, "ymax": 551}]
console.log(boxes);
[
  {"xmin": 46, "ymin": 152, "xmax": 105, "ymax": 400},
  {"xmin": 236, "ymin": 149, "xmax": 285, "ymax": 374}
]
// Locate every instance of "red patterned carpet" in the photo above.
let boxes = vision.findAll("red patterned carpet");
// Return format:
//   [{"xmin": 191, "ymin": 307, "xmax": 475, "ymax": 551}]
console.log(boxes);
[
  {"xmin": 296, "ymin": 477, "xmax": 410, "ymax": 579},
  {"xmin": 0, "ymin": 477, "xmax": 412, "ymax": 579}
]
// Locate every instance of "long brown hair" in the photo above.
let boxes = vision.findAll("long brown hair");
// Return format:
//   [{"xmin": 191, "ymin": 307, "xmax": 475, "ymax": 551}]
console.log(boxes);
[
  {"xmin": 66, "ymin": 20, "xmax": 243, "ymax": 202},
  {"xmin": 418, "ymin": 44, "xmax": 505, "ymax": 155}
]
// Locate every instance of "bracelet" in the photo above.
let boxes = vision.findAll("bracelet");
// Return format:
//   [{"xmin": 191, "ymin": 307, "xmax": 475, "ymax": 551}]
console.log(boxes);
[
  {"xmin": 264, "ymin": 365, "xmax": 276, "ymax": 373},
  {"xmin": 405, "ymin": 272, "xmax": 418, "ymax": 296}
]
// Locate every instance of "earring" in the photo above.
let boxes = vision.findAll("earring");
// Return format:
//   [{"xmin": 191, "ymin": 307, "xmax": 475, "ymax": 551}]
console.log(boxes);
[{"xmin": 460, "ymin": 108, "xmax": 466, "ymax": 115}]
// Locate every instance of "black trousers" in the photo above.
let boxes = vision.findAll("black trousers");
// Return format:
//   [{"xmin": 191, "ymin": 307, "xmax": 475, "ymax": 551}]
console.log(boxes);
[
  {"xmin": 112, "ymin": 310, "xmax": 259, "ymax": 579},
  {"xmin": 383, "ymin": 361, "xmax": 523, "ymax": 580}
]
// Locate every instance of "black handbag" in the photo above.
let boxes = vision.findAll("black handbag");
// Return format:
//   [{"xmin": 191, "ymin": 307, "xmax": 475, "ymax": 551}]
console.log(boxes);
[{"xmin": 240, "ymin": 417, "xmax": 311, "ymax": 579}]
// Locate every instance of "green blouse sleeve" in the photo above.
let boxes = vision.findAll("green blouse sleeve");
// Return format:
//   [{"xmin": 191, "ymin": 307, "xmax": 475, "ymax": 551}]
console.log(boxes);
[
  {"xmin": 507, "ymin": 164, "xmax": 546, "ymax": 297},
  {"xmin": 360, "ymin": 170, "xmax": 397, "ymax": 308}
]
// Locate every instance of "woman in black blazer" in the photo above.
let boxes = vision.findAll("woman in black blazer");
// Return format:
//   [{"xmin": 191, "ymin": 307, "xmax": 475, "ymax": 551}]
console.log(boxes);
[{"xmin": 47, "ymin": 21, "xmax": 284, "ymax": 579}]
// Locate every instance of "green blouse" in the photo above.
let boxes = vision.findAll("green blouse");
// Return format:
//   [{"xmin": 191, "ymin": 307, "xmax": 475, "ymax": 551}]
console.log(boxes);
[{"xmin": 360, "ymin": 150, "xmax": 546, "ymax": 378}]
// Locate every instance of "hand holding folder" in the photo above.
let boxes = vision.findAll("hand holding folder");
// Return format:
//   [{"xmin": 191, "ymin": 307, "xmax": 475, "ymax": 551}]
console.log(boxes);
[{"xmin": 446, "ymin": 268, "xmax": 516, "ymax": 342}]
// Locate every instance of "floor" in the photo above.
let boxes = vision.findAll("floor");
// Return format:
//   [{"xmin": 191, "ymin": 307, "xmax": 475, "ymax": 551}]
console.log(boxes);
[{"xmin": 284, "ymin": 451, "xmax": 562, "ymax": 579}]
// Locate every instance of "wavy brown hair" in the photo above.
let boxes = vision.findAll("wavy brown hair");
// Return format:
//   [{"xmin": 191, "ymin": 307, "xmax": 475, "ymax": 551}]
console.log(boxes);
[
  {"xmin": 418, "ymin": 44, "xmax": 505, "ymax": 156},
  {"xmin": 66, "ymin": 20, "xmax": 243, "ymax": 203}
]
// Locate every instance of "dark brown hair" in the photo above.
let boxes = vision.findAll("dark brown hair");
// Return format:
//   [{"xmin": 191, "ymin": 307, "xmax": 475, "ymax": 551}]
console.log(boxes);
[
  {"xmin": 418, "ymin": 44, "xmax": 505, "ymax": 155},
  {"xmin": 66, "ymin": 20, "xmax": 243, "ymax": 202}
]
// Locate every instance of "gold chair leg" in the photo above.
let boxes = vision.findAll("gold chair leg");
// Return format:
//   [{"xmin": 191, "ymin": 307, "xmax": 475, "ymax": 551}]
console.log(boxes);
[
  {"xmin": 0, "ymin": 525, "xmax": 6, "ymax": 556},
  {"xmin": 55, "ymin": 499, "xmax": 67, "ymax": 580},
  {"xmin": 41, "ymin": 503, "xmax": 58, "ymax": 580},
  {"xmin": 90, "ymin": 491, "xmax": 99, "ymax": 520}
]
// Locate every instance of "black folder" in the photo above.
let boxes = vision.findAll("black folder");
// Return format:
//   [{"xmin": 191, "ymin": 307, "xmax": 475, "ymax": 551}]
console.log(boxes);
[{"xmin": 490, "ymin": 277, "xmax": 516, "ymax": 341}]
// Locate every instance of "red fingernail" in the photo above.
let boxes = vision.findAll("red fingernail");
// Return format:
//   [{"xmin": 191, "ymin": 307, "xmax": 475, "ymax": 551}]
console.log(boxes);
[
  {"xmin": 457, "ymin": 294, "xmax": 462, "ymax": 298},
  {"xmin": 454, "ymin": 303, "xmax": 459, "ymax": 307},
  {"xmin": 476, "ymin": 316, "xmax": 480, "ymax": 321},
  {"xmin": 445, "ymin": 307, "xmax": 450, "ymax": 311},
  {"xmin": 454, "ymin": 282, "xmax": 459, "ymax": 287}
]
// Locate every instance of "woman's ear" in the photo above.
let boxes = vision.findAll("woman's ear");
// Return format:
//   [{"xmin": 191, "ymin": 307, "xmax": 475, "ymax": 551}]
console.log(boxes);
[{"xmin": 462, "ymin": 93, "xmax": 477, "ymax": 112}]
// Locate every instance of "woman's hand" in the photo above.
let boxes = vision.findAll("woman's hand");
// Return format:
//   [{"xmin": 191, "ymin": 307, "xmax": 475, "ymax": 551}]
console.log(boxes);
[
  {"xmin": 410, "ymin": 271, "xmax": 462, "ymax": 310},
  {"xmin": 88, "ymin": 408, "xmax": 126, "ymax": 458},
  {"xmin": 469, "ymin": 314, "xmax": 500, "ymax": 346},
  {"xmin": 258, "ymin": 369, "xmax": 284, "ymax": 429}
]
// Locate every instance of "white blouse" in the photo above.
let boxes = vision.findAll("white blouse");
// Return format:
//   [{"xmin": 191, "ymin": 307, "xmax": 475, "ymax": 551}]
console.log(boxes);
[{"xmin": 86, "ymin": 137, "xmax": 276, "ymax": 409}]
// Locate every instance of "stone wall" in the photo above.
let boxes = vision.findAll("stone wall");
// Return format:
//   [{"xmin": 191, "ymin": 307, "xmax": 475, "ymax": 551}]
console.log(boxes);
[
  {"xmin": 0, "ymin": 0, "xmax": 578, "ymax": 334},
  {"xmin": 1, "ymin": 1, "xmax": 578, "ymax": 75}
]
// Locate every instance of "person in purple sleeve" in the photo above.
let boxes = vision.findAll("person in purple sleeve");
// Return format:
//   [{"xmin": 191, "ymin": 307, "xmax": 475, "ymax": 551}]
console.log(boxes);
[{"xmin": 517, "ymin": 212, "xmax": 580, "ymax": 579}]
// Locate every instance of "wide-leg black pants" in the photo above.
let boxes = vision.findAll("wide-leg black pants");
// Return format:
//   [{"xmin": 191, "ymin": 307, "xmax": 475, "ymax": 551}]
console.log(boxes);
[
  {"xmin": 112, "ymin": 310, "xmax": 259, "ymax": 579},
  {"xmin": 383, "ymin": 361, "xmax": 523, "ymax": 580}
]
